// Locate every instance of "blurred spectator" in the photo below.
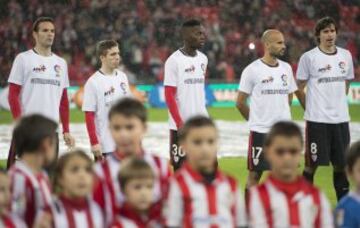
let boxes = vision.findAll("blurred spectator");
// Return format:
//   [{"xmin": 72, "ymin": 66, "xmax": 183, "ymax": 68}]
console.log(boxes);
[{"xmin": 0, "ymin": 0, "xmax": 359, "ymax": 87}]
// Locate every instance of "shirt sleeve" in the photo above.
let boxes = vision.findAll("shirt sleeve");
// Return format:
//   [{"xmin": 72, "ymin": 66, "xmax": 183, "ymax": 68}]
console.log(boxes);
[
  {"xmin": 164, "ymin": 56, "xmax": 178, "ymax": 87},
  {"xmin": 288, "ymin": 64, "xmax": 298, "ymax": 93},
  {"xmin": 346, "ymin": 51, "xmax": 355, "ymax": 80},
  {"xmin": 82, "ymin": 79, "xmax": 97, "ymax": 112},
  {"xmin": 164, "ymin": 178, "xmax": 183, "ymax": 227},
  {"xmin": 10, "ymin": 173, "xmax": 28, "ymax": 219},
  {"xmin": 63, "ymin": 61, "xmax": 70, "ymax": 88},
  {"xmin": 238, "ymin": 66, "xmax": 254, "ymax": 94},
  {"xmin": 8, "ymin": 54, "xmax": 25, "ymax": 85},
  {"xmin": 296, "ymin": 54, "xmax": 310, "ymax": 81}
]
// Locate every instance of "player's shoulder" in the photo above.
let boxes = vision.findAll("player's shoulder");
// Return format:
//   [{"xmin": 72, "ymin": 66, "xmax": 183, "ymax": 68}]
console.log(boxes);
[
  {"xmin": 277, "ymin": 59, "xmax": 292, "ymax": 69},
  {"xmin": 115, "ymin": 69, "xmax": 128, "ymax": 79},
  {"xmin": 337, "ymin": 192, "xmax": 360, "ymax": 210},
  {"xmin": 112, "ymin": 216, "xmax": 137, "ymax": 228},
  {"xmin": 336, "ymin": 46, "xmax": 352, "ymax": 57},
  {"xmin": 196, "ymin": 50, "xmax": 208, "ymax": 60},
  {"xmin": 242, "ymin": 58, "xmax": 261, "ymax": 73},
  {"xmin": 51, "ymin": 53, "xmax": 67, "ymax": 65},
  {"xmin": 166, "ymin": 50, "xmax": 182, "ymax": 62}
]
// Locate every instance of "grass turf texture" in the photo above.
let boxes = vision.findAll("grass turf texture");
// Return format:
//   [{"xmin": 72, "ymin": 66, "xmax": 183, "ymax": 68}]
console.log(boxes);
[
  {"xmin": 0, "ymin": 105, "xmax": 359, "ymax": 123},
  {"xmin": 1, "ymin": 105, "xmax": 359, "ymax": 207}
]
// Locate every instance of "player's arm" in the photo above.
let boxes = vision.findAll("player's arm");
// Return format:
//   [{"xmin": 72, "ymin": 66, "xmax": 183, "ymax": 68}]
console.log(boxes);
[
  {"xmin": 345, "ymin": 51, "xmax": 355, "ymax": 95},
  {"xmin": 7, "ymin": 54, "xmax": 25, "ymax": 120},
  {"xmin": 236, "ymin": 92, "xmax": 250, "ymax": 121},
  {"xmin": 295, "ymin": 80, "xmax": 307, "ymax": 110},
  {"xmin": 164, "ymin": 57, "xmax": 183, "ymax": 129},
  {"xmin": 61, "ymin": 63, "xmax": 75, "ymax": 148},
  {"xmin": 8, "ymin": 83, "xmax": 22, "ymax": 119}
]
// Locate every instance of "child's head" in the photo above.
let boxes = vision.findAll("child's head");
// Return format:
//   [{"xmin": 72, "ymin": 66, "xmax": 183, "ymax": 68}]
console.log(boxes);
[
  {"xmin": 53, "ymin": 150, "xmax": 94, "ymax": 198},
  {"xmin": 264, "ymin": 121, "xmax": 303, "ymax": 181},
  {"xmin": 118, "ymin": 158, "xmax": 155, "ymax": 211},
  {"xmin": 346, "ymin": 141, "xmax": 360, "ymax": 189},
  {"xmin": 178, "ymin": 116, "xmax": 218, "ymax": 174},
  {"xmin": 0, "ymin": 170, "xmax": 10, "ymax": 214},
  {"xmin": 13, "ymin": 114, "xmax": 58, "ymax": 167},
  {"xmin": 108, "ymin": 98, "xmax": 147, "ymax": 155}
]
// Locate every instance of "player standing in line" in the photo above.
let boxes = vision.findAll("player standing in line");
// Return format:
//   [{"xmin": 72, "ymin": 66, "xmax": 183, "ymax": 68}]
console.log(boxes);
[
  {"xmin": 82, "ymin": 40, "xmax": 132, "ymax": 160},
  {"xmin": 7, "ymin": 17, "xmax": 75, "ymax": 169},
  {"xmin": 295, "ymin": 17, "xmax": 354, "ymax": 201},
  {"xmin": 248, "ymin": 122, "xmax": 333, "ymax": 227},
  {"xmin": 236, "ymin": 30, "xmax": 298, "ymax": 193},
  {"xmin": 164, "ymin": 19, "xmax": 208, "ymax": 170}
]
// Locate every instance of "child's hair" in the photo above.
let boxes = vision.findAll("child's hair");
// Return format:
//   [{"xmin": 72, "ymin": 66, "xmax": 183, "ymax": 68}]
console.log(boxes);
[
  {"xmin": 108, "ymin": 98, "xmax": 147, "ymax": 123},
  {"xmin": 346, "ymin": 140, "xmax": 360, "ymax": 173},
  {"xmin": 53, "ymin": 149, "xmax": 93, "ymax": 193},
  {"xmin": 264, "ymin": 121, "xmax": 303, "ymax": 147},
  {"xmin": 118, "ymin": 158, "xmax": 155, "ymax": 192},
  {"xmin": 178, "ymin": 115, "xmax": 216, "ymax": 142},
  {"xmin": 13, "ymin": 114, "xmax": 58, "ymax": 157}
]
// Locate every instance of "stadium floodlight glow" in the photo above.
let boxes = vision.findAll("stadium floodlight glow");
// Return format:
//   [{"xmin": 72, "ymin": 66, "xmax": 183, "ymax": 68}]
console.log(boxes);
[{"xmin": 248, "ymin": 42, "xmax": 255, "ymax": 50}]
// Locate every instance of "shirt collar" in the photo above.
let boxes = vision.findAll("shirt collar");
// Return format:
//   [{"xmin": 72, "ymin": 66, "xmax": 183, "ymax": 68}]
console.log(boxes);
[{"xmin": 183, "ymin": 162, "xmax": 223, "ymax": 184}]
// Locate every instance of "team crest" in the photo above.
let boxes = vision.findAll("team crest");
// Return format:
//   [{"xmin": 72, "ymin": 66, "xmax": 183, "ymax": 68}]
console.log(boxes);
[
  {"xmin": 201, "ymin": 63, "xmax": 206, "ymax": 73},
  {"xmin": 120, "ymin": 82, "xmax": 127, "ymax": 95},
  {"xmin": 54, "ymin": 64, "xmax": 61, "ymax": 77},
  {"xmin": 338, "ymin": 61, "xmax": 346, "ymax": 74},
  {"xmin": 281, "ymin": 74, "xmax": 288, "ymax": 86}
]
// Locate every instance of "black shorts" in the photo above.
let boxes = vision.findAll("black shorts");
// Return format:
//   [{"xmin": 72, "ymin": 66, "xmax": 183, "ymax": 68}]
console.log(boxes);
[
  {"xmin": 247, "ymin": 131, "xmax": 270, "ymax": 171},
  {"xmin": 305, "ymin": 121, "xmax": 350, "ymax": 167},
  {"xmin": 169, "ymin": 130, "xmax": 186, "ymax": 171}
]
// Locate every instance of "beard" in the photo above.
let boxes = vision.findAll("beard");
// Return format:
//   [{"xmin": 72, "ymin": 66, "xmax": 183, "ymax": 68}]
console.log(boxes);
[{"xmin": 271, "ymin": 50, "xmax": 285, "ymax": 59}]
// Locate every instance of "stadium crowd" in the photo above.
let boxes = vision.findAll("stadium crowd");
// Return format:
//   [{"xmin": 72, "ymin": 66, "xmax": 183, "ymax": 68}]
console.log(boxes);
[{"xmin": 0, "ymin": 0, "xmax": 359, "ymax": 86}]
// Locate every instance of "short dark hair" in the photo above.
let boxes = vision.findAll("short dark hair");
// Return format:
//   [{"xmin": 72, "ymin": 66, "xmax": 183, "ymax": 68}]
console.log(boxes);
[
  {"xmin": 32, "ymin": 17, "xmax": 54, "ymax": 32},
  {"xmin": 13, "ymin": 114, "xmax": 58, "ymax": 157},
  {"xmin": 53, "ymin": 149, "xmax": 93, "ymax": 193},
  {"xmin": 264, "ymin": 121, "xmax": 303, "ymax": 147},
  {"xmin": 118, "ymin": 158, "xmax": 154, "ymax": 192},
  {"xmin": 96, "ymin": 39, "xmax": 118, "ymax": 58},
  {"xmin": 178, "ymin": 116, "xmax": 216, "ymax": 142},
  {"xmin": 182, "ymin": 19, "xmax": 202, "ymax": 28},
  {"xmin": 346, "ymin": 141, "xmax": 360, "ymax": 172},
  {"xmin": 314, "ymin": 16, "xmax": 337, "ymax": 43},
  {"xmin": 108, "ymin": 98, "xmax": 147, "ymax": 123}
]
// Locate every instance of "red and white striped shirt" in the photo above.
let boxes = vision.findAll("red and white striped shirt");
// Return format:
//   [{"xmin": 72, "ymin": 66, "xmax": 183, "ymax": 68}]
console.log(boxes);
[
  {"xmin": 248, "ymin": 175, "xmax": 333, "ymax": 228},
  {"xmin": 9, "ymin": 161, "xmax": 52, "ymax": 227},
  {"xmin": 38, "ymin": 195, "xmax": 104, "ymax": 228},
  {"xmin": 110, "ymin": 202, "xmax": 163, "ymax": 228},
  {"xmin": 93, "ymin": 151, "xmax": 171, "ymax": 224},
  {"xmin": 0, "ymin": 213, "xmax": 26, "ymax": 228},
  {"xmin": 165, "ymin": 163, "xmax": 247, "ymax": 228}
]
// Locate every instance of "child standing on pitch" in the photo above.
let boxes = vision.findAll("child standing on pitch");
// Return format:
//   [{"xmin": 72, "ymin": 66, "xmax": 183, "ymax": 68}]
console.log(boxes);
[
  {"xmin": 165, "ymin": 116, "xmax": 247, "ymax": 227},
  {"xmin": 335, "ymin": 140, "xmax": 360, "ymax": 227}
]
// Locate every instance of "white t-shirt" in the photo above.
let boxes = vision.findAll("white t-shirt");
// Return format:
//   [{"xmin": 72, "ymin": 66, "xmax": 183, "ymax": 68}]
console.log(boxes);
[
  {"xmin": 82, "ymin": 70, "xmax": 131, "ymax": 153},
  {"xmin": 296, "ymin": 46, "xmax": 354, "ymax": 123},
  {"xmin": 164, "ymin": 49, "xmax": 209, "ymax": 130},
  {"xmin": 239, "ymin": 59, "xmax": 297, "ymax": 133},
  {"xmin": 8, "ymin": 49, "xmax": 69, "ymax": 122}
]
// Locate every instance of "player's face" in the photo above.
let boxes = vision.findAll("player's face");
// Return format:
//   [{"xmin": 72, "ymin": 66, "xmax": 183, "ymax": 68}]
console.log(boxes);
[
  {"xmin": 59, "ymin": 156, "xmax": 93, "ymax": 198},
  {"xmin": 181, "ymin": 126, "xmax": 218, "ymax": 173},
  {"xmin": 101, "ymin": 46, "xmax": 121, "ymax": 70},
  {"xmin": 266, "ymin": 136, "xmax": 302, "ymax": 180},
  {"xmin": 268, "ymin": 33, "xmax": 286, "ymax": 58},
  {"xmin": 124, "ymin": 178, "xmax": 154, "ymax": 211},
  {"xmin": 185, "ymin": 25, "xmax": 206, "ymax": 49},
  {"xmin": 319, "ymin": 24, "xmax": 337, "ymax": 47},
  {"xmin": 109, "ymin": 114, "xmax": 146, "ymax": 155},
  {"xmin": 33, "ymin": 22, "xmax": 55, "ymax": 48},
  {"xmin": 348, "ymin": 158, "xmax": 360, "ymax": 190},
  {"xmin": 0, "ymin": 174, "xmax": 10, "ymax": 212}
]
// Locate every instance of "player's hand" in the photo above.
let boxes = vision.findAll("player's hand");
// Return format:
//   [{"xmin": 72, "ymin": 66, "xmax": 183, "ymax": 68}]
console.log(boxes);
[
  {"xmin": 34, "ymin": 211, "xmax": 53, "ymax": 228},
  {"xmin": 91, "ymin": 144, "xmax": 104, "ymax": 161},
  {"xmin": 63, "ymin": 132, "xmax": 75, "ymax": 148}
]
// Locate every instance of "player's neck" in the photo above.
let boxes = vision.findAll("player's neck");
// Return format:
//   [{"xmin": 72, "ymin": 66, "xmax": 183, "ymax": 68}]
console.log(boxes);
[
  {"xmin": 181, "ymin": 45, "xmax": 197, "ymax": 57},
  {"xmin": 318, "ymin": 44, "xmax": 336, "ymax": 54},
  {"xmin": 99, "ymin": 66, "xmax": 116, "ymax": 76},
  {"xmin": 20, "ymin": 153, "xmax": 43, "ymax": 174},
  {"xmin": 271, "ymin": 171, "xmax": 298, "ymax": 183},
  {"xmin": 261, "ymin": 54, "xmax": 278, "ymax": 67},
  {"xmin": 33, "ymin": 45, "xmax": 52, "ymax": 57}
]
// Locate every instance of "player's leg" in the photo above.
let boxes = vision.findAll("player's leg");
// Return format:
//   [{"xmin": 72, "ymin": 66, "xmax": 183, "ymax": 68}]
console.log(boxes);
[
  {"xmin": 245, "ymin": 132, "xmax": 268, "ymax": 199},
  {"xmin": 169, "ymin": 130, "xmax": 186, "ymax": 171},
  {"xmin": 303, "ymin": 121, "xmax": 329, "ymax": 183},
  {"xmin": 6, "ymin": 138, "xmax": 16, "ymax": 170},
  {"xmin": 330, "ymin": 122, "xmax": 350, "ymax": 201}
]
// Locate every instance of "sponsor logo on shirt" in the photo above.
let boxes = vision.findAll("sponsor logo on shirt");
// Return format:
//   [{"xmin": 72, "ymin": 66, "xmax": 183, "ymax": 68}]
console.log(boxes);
[
  {"xmin": 261, "ymin": 89, "xmax": 289, "ymax": 95},
  {"xmin": 318, "ymin": 64, "xmax": 332, "ymax": 73},
  {"xmin": 30, "ymin": 78, "xmax": 61, "ymax": 86},
  {"xmin": 33, "ymin": 64, "xmax": 46, "ymax": 73},
  {"xmin": 192, "ymin": 215, "xmax": 230, "ymax": 225},
  {"xmin": 338, "ymin": 61, "xmax": 346, "ymax": 74},
  {"xmin": 104, "ymin": 86, "xmax": 115, "ymax": 96},
  {"xmin": 185, "ymin": 65, "xmax": 195, "ymax": 73},
  {"xmin": 54, "ymin": 64, "xmax": 61, "ymax": 77},
  {"xmin": 317, "ymin": 76, "xmax": 346, "ymax": 84},
  {"xmin": 184, "ymin": 78, "xmax": 204, "ymax": 84},
  {"xmin": 261, "ymin": 76, "xmax": 274, "ymax": 84},
  {"xmin": 281, "ymin": 74, "xmax": 288, "ymax": 86}
]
